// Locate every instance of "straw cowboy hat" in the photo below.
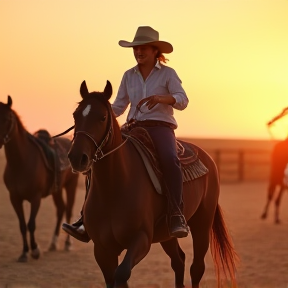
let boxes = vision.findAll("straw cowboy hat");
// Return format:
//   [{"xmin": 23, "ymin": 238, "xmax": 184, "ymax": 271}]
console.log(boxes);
[{"xmin": 119, "ymin": 26, "xmax": 173, "ymax": 54}]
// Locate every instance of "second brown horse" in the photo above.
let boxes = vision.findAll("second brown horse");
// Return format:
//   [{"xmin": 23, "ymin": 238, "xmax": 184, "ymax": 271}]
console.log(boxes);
[{"xmin": 0, "ymin": 96, "xmax": 79, "ymax": 262}]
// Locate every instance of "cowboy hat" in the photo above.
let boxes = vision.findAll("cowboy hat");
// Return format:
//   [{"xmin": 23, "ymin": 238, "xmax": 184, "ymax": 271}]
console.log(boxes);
[{"xmin": 119, "ymin": 26, "xmax": 173, "ymax": 54}]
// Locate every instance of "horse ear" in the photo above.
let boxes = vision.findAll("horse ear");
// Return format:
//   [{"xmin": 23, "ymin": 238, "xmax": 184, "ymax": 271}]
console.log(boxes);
[
  {"xmin": 103, "ymin": 80, "xmax": 112, "ymax": 101},
  {"xmin": 80, "ymin": 81, "xmax": 89, "ymax": 99},
  {"xmin": 7, "ymin": 95, "xmax": 12, "ymax": 107}
]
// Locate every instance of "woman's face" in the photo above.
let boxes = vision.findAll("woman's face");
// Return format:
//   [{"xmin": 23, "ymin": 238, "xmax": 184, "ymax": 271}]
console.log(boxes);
[{"xmin": 133, "ymin": 45, "xmax": 158, "ymax": 66}]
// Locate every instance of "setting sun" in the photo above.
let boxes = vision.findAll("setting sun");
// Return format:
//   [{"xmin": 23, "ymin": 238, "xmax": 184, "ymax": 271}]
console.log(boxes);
[{"xmin": 1, "ymin": 0, "xmax": 287, "ymax": 140}]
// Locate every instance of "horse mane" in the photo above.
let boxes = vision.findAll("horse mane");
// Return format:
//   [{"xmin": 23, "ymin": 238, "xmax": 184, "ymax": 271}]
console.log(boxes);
[{"xmin": 12, "ymin": 109, "xmax": 28, "ymax": 134}]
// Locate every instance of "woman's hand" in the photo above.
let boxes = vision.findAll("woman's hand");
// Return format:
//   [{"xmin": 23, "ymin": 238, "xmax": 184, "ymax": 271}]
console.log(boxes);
[{"xmin": 137, "ymin": 95, "xmax": 176, "ymax": 111}]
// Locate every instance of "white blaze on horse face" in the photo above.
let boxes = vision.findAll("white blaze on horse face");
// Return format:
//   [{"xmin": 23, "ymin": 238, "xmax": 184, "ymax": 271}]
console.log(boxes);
[{"xmin": 82, "ymin": 104, "xmax": 91, "ymax": 117}]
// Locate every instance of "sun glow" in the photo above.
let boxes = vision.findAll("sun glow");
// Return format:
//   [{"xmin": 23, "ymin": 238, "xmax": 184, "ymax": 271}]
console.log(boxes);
[{"xmin": 0, "ymin": 0, "xmax": 287, "ymax": 140}]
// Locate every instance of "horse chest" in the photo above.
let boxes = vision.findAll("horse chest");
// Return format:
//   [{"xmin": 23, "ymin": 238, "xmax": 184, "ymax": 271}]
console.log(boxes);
[{"xmin": 84, "ymin": 197, "xmax": 143, "ymax": 244}]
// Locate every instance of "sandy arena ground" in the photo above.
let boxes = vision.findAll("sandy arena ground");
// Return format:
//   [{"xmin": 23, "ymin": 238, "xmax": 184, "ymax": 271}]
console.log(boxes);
[{"xmin": 0, "ymin": 170, "xmax": 287, "ymax": 288}]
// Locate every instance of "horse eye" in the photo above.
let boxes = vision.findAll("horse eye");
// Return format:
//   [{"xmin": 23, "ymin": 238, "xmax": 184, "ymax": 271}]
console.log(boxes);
[{"xmin": 101, "ymin": 115, "xmax": 107, "ymax": 122}]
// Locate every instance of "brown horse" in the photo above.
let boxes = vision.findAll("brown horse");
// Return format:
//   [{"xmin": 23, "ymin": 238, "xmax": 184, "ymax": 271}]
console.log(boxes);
[
  {"xmin": 67, "ymin": 80, "xmax": 238, "ymax": 288},
  {"xmin": 0, "ymin": 96, "xmax": 79, "ymax": 262},
  {"xmin": 261, "ymin": 138, "xmax": 288, "ymax": 223}
]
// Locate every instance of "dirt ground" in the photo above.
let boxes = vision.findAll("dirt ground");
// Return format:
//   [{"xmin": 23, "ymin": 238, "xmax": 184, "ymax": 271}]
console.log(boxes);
[{"xmin": 0, "ymin": 172, "xmax": 287, "ymax": 288}]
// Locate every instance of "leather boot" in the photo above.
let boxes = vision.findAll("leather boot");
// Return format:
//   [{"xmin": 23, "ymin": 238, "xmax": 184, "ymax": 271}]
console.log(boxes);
[
  {"xmin": 62, "ymin": 216, "xmax": 91, "ymax": 243},
  {"xmin": 169, "ymin": 214, "xmax": 189, "ymax": 238}
]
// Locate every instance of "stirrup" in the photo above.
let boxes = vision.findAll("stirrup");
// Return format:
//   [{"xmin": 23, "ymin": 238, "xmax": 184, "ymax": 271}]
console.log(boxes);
[{"xmin": 62, "ymin": 222, "xmax": 90, "ymax": 243}]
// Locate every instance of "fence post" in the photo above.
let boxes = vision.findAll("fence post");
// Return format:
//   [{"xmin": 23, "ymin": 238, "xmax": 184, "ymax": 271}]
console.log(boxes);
[{"xmin": 238, "ymin": 150, "xmax": 244, "ymax": 182}]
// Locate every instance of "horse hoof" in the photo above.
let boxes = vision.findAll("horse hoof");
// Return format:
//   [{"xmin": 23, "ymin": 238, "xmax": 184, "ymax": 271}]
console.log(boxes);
[
  {"xmin": 17, "ymin": 253, "xmax": 28, "ymax": 262},
  {"xmin": 31, "ymin": 247, "xmax": 40, "ymax": 259},
  {"xmin": 48, "ymin": 243, "xmax": 57, "ymax": 251},
  {"xmin": 64, "ymin": 241, "xmax": 72, "ymax": 251},
  {"xmin": 261, "ymin": 213, "xmax": 267, "ymax": 219}
]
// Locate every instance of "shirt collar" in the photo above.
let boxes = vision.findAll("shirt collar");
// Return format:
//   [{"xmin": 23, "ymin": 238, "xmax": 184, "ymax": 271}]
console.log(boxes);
[{"xmin": 133, "ymin": 60, "xmax": 162, "ymax": 73}]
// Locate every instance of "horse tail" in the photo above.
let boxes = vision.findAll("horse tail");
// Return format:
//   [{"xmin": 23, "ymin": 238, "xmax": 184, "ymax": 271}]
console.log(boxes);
[{"xmin": 210, "ymin": 204, "xmax": 239, "ymax": 288}]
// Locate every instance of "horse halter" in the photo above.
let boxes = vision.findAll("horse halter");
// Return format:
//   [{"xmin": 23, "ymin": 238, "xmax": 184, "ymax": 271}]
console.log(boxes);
[
  {"xmin": 73, "ymin": 104, "xmax": 127, "ymax": 162},
  {"xmin": 1, "ymin": 111, "xmax": 15, "ymax": 145}
]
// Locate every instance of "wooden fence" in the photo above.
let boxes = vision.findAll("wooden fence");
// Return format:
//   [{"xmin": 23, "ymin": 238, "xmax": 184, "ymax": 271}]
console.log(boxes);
[
  {"xmin": 205, "ymin": 149, "xmax": 271, "ymax": 183},
  {"xmin": 0, "ymin": 147, "xmax": 273, "ymax": 183}
]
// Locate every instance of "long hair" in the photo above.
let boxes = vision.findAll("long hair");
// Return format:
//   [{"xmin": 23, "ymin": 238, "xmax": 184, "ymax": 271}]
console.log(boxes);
[
  {"xmin": 153, "ymin": 46, "xmax": 169, "ymax": 63},
  {"xmin": 157, "ymin": 52, "xmax": 169, "ymax": 64}
]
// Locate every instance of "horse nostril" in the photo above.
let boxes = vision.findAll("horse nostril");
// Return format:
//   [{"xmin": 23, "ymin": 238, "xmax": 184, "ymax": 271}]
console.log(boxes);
[{"xmin": 80, "ymin": 154, "xmax": 89, "ymax": 167}]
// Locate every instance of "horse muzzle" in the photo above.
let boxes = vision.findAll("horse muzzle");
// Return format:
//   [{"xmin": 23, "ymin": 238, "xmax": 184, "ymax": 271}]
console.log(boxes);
[{"xmin": 68, "ymin": 150, "xmax": 93, "ymax": 173}]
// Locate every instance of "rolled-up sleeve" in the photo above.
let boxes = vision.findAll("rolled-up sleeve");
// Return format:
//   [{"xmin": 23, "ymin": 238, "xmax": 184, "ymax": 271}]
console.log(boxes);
[
  {"xmin": 168, "ymin": 71, "xmax": 189, "ymax": 111},
  {"xmin": 111, "ymin": 73, "xmax": 130, "ymax": 117}
]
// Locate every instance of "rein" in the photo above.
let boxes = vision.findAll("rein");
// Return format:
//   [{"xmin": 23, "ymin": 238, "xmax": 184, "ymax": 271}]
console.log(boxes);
[
  {"xmin": 77, "ymin": 107, "xmax": 127, "ymax": 161},
  {"xmin": 84, "ymin": 104, "xmax": 127, "ymax": 162},
  {"xmin": 76, "ymin": 129, "xmax": 127, "ymax": 162},
  {"xmin": 54, "ymin": 103, "xmax": 127, "ymax": 162},
  {"xmin": 123, "ymin": 99, "xmax": 148, "ymax": 130},
  {"xmin": 52, "ymin": 125, "xmax": 75, "ymax": 138},
  {"xmin": 2, "ymin": 111, "xmax": 15, "ymax": 144}
]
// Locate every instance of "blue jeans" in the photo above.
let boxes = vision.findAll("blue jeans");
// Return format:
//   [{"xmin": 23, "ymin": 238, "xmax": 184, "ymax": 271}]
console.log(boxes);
[{"xmin": 144, "ymin": 126, "xmax": 183, "ymax": 214}]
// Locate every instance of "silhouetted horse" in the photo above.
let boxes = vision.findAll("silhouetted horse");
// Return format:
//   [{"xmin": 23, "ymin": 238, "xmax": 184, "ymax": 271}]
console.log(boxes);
[
  {"xmin": 67, "ymin": 80, "xmax": 238, "ymax": 288},
  {"xmin": 0, "ymin": 96, "xmax": 79, "ymax": 262},
  {"xmin": 261, "ymin": 138, "xmax": 288, "ymax": 223}
]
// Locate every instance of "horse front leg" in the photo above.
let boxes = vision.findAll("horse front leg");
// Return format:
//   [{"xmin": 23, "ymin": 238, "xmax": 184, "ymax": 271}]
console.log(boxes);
[
  {"xmin": 261, "ymin": 182, "xmax": 276, "ymax": 220},
  {"xmin": 93, "ymin": 243, "xmax": 119, "ymax": 288},
  {"xmin": 28, "ymin": 195, "xmax": 41, "ymax": 259},
  {"xmin": 9, "ymin": 195, "xmax": 29, "ymax": 262},
  {"xmin": 275, "ymin": 186, "xmax": 285, "ymax": 224},
  {"xmin": 160, "ymin": 238, "xmax": 186, "ymax": 288},
  {"xmin": 63, "ymin": 177, "xmax": 78, "ymax": 251},
  {"xmin": 114, "ymin": 231, "xmax": 152, "ymax": 288},
  {"xmin": 49, "ymin": 191, "xmax": 65, "ymax": 251}
]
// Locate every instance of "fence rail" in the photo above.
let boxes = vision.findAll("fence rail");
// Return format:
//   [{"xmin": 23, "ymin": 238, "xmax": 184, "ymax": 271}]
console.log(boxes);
[
  {"xmin": 205, "ymin": 149, "xmax": 271, "ymax": 183},
  {"xmin": 0, "ymin": 148, "xmax": 273, "ymax": 183}
]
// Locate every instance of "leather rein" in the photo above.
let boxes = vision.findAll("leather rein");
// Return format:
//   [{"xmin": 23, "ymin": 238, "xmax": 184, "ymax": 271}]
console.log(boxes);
[
  {"xmin": 1, "ymin": 111, "xmax": 16, "ymax": 145},
  {"xmin": 52, "ymin": 104, "xmax": 127, "ymax": 162}
]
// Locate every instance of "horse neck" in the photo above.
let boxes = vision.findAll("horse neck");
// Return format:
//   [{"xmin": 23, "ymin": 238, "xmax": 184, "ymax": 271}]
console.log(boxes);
[
  {"xmin": 4, "ymin": 117, "xmax": 30, "ymax": 164},
  {"xmin": 111, "ymin": 117, "xmax": 123, "ymax": 146},
  {"xmin": 91, "ymin": 154, "xmax": 129, "ymax": 203},
  {"xmin": 91, "ymin": 119, "xmax": 128, "ymax": 190}
]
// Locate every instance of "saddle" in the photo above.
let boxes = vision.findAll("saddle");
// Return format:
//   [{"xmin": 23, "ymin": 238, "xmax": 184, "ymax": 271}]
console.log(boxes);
[
  {"xmin": 27, "ymin": 129, "xmax": 70, "ymax": 196},
  {"xmin": 122, "ymin": 127, "xmax": 209, "ymax": 195}
]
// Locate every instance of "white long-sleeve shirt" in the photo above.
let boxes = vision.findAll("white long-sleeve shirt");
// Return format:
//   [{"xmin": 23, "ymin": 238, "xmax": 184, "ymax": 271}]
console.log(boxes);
[{"xmin": 112, "ymin": 61, "xmax": 189, "ymax": 128}]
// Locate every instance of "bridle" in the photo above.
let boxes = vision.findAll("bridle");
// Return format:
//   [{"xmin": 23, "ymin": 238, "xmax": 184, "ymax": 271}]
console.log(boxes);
[
  {"xmin": 1, "ymin": 111, "xmax": 15, "ymax": 145},
  {"xmin": 74, "ymin": 104, "xmax": 128, "ymax": 162},
  {"xmin": 75, "ymin": 126, "xmax": 127, "ymax": 162},
  {"xmin": 53, "ymin": 102, "xmax": 127, "ymax": 162}
]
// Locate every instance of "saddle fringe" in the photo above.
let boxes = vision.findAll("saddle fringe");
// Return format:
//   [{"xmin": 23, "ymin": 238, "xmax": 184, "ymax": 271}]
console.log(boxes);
[{"xmin": 181, "ymin": 158, "xmax": 208, "ymax": 182}]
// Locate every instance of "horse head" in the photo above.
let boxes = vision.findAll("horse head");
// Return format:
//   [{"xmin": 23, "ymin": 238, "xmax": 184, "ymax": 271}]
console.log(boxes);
[
  {"xmin": 0, "ymin": 96, "xmax": 14, "ymax": 148},
  {"xmin": 68, "ymin": 80, "xmax": 117, "ymax": 173}
]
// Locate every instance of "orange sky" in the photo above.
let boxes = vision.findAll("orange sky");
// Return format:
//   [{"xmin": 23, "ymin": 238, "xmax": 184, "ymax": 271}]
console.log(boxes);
[{"xmin": 1, "ymin": 0, "xmax": 288, "ymax": 140}]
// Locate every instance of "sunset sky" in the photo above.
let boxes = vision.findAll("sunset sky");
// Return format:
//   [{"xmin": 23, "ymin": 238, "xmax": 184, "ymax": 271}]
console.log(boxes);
[{"xmin": 1, "ymin": 0, "xmax": 288, "ymax": 140}]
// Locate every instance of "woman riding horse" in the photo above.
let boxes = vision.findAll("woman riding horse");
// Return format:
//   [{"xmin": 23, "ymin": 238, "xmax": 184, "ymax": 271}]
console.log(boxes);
[
  {"xmin": 63, "ymin": 79, "xmax": 237, "ymax": 287},
  {"xmin": 62, "ymin": 26, "xmax": 190, "ymax": 240}
]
